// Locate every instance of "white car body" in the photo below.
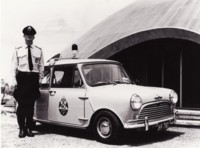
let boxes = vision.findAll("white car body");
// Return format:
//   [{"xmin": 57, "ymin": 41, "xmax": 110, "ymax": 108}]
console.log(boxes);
[{"xmin": 34, "ymin": 59, "xmax": 177, "ymax": 143}]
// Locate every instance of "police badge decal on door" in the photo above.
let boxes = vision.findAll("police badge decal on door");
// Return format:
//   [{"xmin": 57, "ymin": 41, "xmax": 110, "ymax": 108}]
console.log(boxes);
[{"xmin": 59, "ymin": 97, "xmax": 68, "ymax": 116}]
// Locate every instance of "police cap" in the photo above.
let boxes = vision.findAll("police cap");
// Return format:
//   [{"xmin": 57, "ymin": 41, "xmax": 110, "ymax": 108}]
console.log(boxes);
[{"xmin": 22, "ymin": 26, "xmax": 36, "ymax": 35}]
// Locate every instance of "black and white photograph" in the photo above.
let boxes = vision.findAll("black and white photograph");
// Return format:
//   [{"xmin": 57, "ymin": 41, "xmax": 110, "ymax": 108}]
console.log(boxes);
[{"xmin": 1, "ymin": 0, "xmax": 200, "ymax": 147}]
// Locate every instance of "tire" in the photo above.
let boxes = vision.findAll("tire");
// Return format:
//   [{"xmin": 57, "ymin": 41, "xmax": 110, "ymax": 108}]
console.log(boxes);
[{"xmin": 92, "ymin": 111, "xmax": 122, "ymax": 143}]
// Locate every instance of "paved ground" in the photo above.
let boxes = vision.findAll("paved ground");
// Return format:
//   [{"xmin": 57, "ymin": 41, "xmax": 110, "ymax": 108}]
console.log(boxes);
[{"xmin": 1, "ymin": 106, "xmax": 200, "ymax": 148}]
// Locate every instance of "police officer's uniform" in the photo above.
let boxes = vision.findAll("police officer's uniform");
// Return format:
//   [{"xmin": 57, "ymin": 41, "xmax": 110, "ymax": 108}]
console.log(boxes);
[{"xmin": 11, "ymin": 26, "xmax": 44, "ymax": 138}]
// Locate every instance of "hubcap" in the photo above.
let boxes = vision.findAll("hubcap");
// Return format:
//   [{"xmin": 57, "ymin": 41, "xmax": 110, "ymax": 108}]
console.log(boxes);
[{"xmin": 97, "ymin": 117, "xmax": 112, "ymax": 138}]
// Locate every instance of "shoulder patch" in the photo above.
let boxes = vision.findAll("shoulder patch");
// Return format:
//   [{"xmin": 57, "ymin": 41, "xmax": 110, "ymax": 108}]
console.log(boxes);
[{"xmin": 35, "ymin": 45, "xmax": 42, "ymax": 50}]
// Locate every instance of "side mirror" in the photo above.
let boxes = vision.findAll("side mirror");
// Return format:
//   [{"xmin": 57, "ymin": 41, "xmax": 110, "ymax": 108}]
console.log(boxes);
[{"xmin": 122, "ymin": 77, "xmax": 131, "ymax": 83}]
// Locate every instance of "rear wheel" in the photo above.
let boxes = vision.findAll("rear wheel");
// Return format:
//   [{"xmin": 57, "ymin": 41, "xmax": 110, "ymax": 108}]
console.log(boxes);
[{"xmin": 92, "ymin": 111, "xmax": 122, "ymax": 143}]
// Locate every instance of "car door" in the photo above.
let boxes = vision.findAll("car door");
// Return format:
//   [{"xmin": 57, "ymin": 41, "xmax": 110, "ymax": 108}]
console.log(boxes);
[
  {"xmin": 34, "ymin": 66, "xmax": 51, "ymax": 121},
  {"xmin": 48, "ymin": 64, "xmax": 86, "ymax": 126}
]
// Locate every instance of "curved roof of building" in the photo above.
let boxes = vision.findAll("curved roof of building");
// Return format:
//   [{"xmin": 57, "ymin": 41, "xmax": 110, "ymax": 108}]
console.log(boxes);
[{"xmin": 60, "ymin": 0, "xmax": 200, "ymax": 59}]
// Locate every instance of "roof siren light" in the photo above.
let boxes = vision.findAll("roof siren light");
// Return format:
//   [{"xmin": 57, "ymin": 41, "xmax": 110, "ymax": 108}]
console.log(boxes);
[{"xmin": 72, "ymin": 44, "xmax": 78, "ymax": 59}]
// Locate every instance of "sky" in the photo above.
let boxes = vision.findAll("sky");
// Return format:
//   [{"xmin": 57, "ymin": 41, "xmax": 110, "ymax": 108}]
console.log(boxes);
[{"xmin": 0, "ymin": 0, "xmax": 134, "ymax": 83}]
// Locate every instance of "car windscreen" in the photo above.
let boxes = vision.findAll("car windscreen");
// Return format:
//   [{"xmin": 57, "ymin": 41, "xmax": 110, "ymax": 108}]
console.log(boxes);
[{"xmin": 82, "ymin": 63, "xmax": 133, "ymax": 86}]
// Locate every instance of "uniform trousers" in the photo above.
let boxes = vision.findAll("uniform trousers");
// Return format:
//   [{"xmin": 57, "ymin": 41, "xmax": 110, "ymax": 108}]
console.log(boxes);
[
  {"xmin": 17, "ymin": 101, "xmax": 35, "ymax": 130},
  {"xmin": 14, "ymin": 71, "xmax": 40, "ymax": 130}
]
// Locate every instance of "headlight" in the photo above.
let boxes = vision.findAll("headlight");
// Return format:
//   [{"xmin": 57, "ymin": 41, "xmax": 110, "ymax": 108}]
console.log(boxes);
[
  {"xmin": 169, "ymin": 91, "xmax": 178, "ymax": 104},
  {"xmin": 130, "ymin": 94, "xmax": 142, "ymax": 110}
]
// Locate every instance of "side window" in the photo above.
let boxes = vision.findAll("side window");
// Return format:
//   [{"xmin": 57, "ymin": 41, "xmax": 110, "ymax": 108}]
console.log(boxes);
[
  {"xmin": 41, "ymin": 67, "xmax": 51, "ymax": 88},
  {"xmin": 73, "ymin": 68, "xmax": 83, "ymax": 88},
  {"xmin": 52, "ymin": 66, "xmax": 74, "ymax": 88}
]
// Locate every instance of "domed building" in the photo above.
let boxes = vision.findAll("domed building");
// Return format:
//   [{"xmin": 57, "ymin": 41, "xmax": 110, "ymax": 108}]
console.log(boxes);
[{"xmin": 58, "ymin": 0, "xmax": 200, "ymax": 109}]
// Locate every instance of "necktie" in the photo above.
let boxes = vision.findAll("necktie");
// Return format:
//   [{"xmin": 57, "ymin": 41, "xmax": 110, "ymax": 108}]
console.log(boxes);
[{"xmin": 28, "ymin": 45, "xmax": 33, "ymax": 71}]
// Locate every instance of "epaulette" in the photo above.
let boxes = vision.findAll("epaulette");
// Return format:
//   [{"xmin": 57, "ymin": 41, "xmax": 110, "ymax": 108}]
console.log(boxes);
[
  {"xmin": 35, "ymin": 45, "xmax": 42, "ymax": 50},
  {"xmin": 15, "ymin": 46, "xmax": 22, "ymax": 50}
]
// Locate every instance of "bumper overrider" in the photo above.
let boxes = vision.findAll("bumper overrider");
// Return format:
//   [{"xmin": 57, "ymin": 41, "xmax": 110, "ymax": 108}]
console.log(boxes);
[{"xmin": 124, "ymin": 110, "xmax": 178, "ymax": 131}]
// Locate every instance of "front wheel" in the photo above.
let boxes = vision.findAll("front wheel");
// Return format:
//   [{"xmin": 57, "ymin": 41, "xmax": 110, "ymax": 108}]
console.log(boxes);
[{"xmin": 92, "ymin": 111, "xmax": 122, "ymax": 143}]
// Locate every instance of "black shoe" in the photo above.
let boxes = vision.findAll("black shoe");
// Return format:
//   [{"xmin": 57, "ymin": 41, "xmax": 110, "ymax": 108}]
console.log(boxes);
[
  {"xmin": 19, "ymin": 129, "xmax": 26, "ymax": 138},
  {"xmin": 26, "ymin": 129, "xmax": 34, "ymax": 137}
]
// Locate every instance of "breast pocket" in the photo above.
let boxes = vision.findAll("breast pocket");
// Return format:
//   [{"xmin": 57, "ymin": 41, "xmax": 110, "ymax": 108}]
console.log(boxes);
[
  {"xmin": 32, "ymin": 51, "xmax": 41, "ymax": 66},
  {"xmin": 17, "ymin": 51, "xmax": 27, "ymax": 66}
]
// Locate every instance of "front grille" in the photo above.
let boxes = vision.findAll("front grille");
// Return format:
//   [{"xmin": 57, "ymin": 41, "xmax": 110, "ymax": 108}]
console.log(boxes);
[{"xmin": 138, "ymin": 102, "xmax": 171, "ymax": 121}]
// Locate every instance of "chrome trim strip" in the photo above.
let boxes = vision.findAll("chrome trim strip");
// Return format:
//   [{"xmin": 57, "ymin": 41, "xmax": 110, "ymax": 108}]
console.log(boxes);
[
  {"xmin": 33, "ymin": 118, "xmax": 87, "ymax": 129},
  {"xmin": 78, "ymin": 97, "xmax": 88, "ymax": 100},
  {"xmin": 144, "ymin": 117, "xmax": 149, "ymax": 131},
  {"xmin": 78, "ymin": 117, "xmax": 89, "ymax": 121}
]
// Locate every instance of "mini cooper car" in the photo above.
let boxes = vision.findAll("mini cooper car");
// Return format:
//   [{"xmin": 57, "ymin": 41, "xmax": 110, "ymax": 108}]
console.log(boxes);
[{"xmin": 34, "ymin": 58, "xmax": 178, "ymax": 143}]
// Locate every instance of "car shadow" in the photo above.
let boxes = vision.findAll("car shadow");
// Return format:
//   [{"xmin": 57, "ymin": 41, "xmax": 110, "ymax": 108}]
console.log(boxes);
[
  {"xmin": 34, "ymin": 124, "xmax": 184, "ymax": 146},
  {"xmin": 116, "ymin": 129, "xmax": 184, "ymax": 146}
]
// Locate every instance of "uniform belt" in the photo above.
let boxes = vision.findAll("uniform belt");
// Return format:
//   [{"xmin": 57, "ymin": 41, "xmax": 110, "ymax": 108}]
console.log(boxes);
[{"xmin": 18, "ymin": 71, "xmax": 39, "ymax": 76}]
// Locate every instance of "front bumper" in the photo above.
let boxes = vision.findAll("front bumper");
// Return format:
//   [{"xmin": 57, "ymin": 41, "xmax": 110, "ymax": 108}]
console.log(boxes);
[{"xmin": 124, "ymin": 115, "xmax": 176, "ymax": 131}]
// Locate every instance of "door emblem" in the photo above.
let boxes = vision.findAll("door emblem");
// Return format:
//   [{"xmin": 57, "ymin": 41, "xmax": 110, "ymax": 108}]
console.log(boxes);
[{"xmin": 59, "ymin": 97, "xmax": 68, "ymax": 116}]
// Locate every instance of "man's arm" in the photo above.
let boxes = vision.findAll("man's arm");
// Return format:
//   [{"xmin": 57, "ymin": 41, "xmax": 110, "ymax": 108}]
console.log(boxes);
[{"xmin": 10, "ymin": 48, "xmax": 18, "ymax": 91}]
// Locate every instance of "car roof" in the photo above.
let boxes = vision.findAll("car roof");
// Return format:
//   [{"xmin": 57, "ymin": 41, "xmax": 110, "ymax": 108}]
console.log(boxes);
[{"xmin": 46, "ymin": 58, "xmax": 120, "ymax": 66}]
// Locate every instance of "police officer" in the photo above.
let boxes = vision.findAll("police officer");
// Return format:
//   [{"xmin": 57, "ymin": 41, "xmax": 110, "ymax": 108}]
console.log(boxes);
[{"xmin": 11, "ymin": 26, "xmax": 44, "ymax": 138}]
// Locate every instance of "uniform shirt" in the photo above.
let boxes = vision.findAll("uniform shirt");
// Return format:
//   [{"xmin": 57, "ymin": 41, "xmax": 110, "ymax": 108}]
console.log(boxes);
[{"xmin": 11, "ymin": 45, "xmax": 44, "ymax": 86}]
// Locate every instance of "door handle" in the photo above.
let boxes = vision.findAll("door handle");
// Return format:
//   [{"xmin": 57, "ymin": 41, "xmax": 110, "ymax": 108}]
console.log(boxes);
[{"xmin": 49, "ymin": 90, "xmax": 56, "ymax": 96}]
